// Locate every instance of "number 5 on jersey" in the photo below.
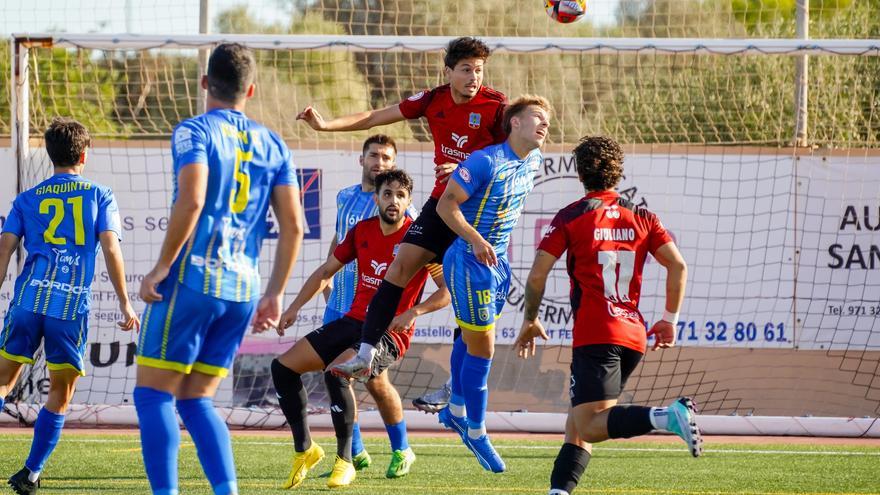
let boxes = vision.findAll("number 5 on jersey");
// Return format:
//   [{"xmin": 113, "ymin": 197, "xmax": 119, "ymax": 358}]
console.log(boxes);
[{"xmin": 230, "ymin": 148, "xmax": 252, "ymax": 213}]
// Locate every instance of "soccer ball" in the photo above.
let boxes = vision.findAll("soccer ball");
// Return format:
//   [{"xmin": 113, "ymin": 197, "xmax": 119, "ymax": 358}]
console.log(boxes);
[{"xmin": 544, "ymin": 0, "xmax": 587, "ymax": 23}]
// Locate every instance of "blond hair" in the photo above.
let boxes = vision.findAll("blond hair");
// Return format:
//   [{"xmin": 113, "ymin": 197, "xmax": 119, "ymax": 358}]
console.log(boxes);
[{"xmin": 502, "ymin": 94, "xmax": 553, "ymax": 135}]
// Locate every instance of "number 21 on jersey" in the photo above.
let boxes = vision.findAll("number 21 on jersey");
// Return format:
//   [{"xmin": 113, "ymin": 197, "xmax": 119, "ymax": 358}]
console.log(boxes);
[
  {"xmin": 598, "ymin": 250, "xmax": 635, "ymax": 303},
  {"xmin": 40, "ymin": 196, "xmax": 85, "ymax": 245}
]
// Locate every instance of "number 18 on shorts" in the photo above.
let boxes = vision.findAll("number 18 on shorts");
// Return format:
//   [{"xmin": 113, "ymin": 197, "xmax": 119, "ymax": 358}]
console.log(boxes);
[{"xmin": 443, "ymin": 245, "xmax": 510, "ymax": 332}]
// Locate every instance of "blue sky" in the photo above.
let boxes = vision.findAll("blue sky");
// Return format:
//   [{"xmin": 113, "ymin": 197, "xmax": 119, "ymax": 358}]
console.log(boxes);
[{"xmin": 1, "ymin": 0, "xmax": 619, "ymax": 36}]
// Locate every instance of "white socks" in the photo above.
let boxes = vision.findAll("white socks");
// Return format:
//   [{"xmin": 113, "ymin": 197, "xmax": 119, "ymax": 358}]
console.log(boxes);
[
  {"xmin": 356, "ymin": 343, "xmax": 377, "ymax": 361},
  {"xmin": 449, "ymin": 403, "xmax": 466, "ymax": 418},
  {"xmin": 649, "ymin": 407, "xmax": 669, "ymax": 430},
  {"xmin": 28, "ymin": 469, "xmax": 40, "ymax": 483},
  {"xmin": 467, "ymin": 424, "xmax": 486, "ymax": 440}
]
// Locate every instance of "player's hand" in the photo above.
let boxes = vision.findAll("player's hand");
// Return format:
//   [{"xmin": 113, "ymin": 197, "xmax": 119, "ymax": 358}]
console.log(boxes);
[
  {"xmin": 388, "ymin": 309, "xmax": 417, "ymax": 333},
  {"xmin": 515, "ymin": 318, "xmax": 549, "ymax": 359},
  {"xmin": 470, "ymin": 236, "xmax": 497, "ymax": 266},
  {"xmin": 252, "ymin": 294, "xmax": 282, "ymax": 334},
  {"xmin": 276, "ymin": 305, "xmax": 300, "ymax": 336},
  {"xmin": 117, "ymin": 301, "xmax": 141, "ymax": 332},
  {"xmin": 435, "ymin": 162, "xmax": 457, "ymax": 183},
  {"xmin": 140, "ymin": 265, "xmax": 169, "ymax": 303},
  {"xmin": 646, "ymin": 320, "xmax": 675, "ymax": 351},
  {"xmin": 296, "ymin": 106, "xmax": 326, "ymax": 131}
]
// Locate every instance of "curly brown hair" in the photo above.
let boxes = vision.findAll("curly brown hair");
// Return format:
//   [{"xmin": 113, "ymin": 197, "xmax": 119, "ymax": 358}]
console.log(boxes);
[
  {"xmin": 45, "ymin": 117, "xmax": 91, "ymax": 167},
  {"xmin": 444, "ymin": 37, "xmax": 491, "ymax": 69},
  {"xmin": 573, "ymin": 136, "xmax": 624, "ymax": 191},
  {"xmin": 374, "ymin": 169, "xmax": 414, "ymax": 196}
]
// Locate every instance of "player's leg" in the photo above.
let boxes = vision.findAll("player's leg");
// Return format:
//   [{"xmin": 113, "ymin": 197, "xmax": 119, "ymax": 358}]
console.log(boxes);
[
  {"xmin": 134, "ymin": 281, "xmax": 217, "ymax": 495},
  {"xmin": 0, "ymin": 307, "xmax": 40, "ymax": 414},
  {"xmin": 0, "ymin": 358, "xmax": 24, "ymax": 413},
  {"xmin": 323, "ymin": 349, "xmax": 359, "ymax": 488},
  {"xmin": 360, "ymin": 335, "xmax": 415, "ymax": 478},
  {"xmin": 350, "ymin": 199, "xmax": 459, "ymax": 368},
  {"xmin": 272, "ymin": 317, "xmax": 361, "ymax": 488},
  {"xmin": 548, "ymin": 412, "xmax": 592, "ymax": 495}
]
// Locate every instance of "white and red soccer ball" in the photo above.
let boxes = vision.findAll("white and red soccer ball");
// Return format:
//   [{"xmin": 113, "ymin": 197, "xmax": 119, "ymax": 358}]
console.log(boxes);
[{"xmin": 544, "ymin": 0, "xmax": 587, "ymax": 23}]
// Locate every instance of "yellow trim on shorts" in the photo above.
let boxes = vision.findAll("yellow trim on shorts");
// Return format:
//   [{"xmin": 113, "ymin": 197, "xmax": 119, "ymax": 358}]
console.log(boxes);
[
  {"xmin": 136, "ymin": 355, "xmax": 193, "ymax": 374},
  {"xmin": 455, "ymin": 317, "xmax": 500, "ymax": 332},
  {"xmin": 0, "ymin": 348, "xmax": 35, "ymax": 365},
  {"xmin": 46, "ymin": 361, "xmax": 85, "ymax": 376},
  {"xmin": 192, "ymin": 362, "xmax": 229, "ymax": 377}
]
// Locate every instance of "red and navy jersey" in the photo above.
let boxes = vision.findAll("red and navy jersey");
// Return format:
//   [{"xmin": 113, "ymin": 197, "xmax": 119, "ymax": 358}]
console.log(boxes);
[
  {"xmin": 398, "ymin": 84, "xmax": 507, "ymax": 199},
  {"xmin": 333, "ymin": 216, "xmax": 440, "ymax": 353},
  {"xmin": 538, "ymin": 191, "xmax": 674, "ymax": 353}
]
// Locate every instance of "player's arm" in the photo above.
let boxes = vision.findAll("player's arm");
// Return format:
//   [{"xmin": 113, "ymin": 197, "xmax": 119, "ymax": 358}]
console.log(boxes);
[
  {"xmin": 277, "ymin": 255, "xmax": 345, "ymax": 334},
  {"xmin": 646, "ymin": 242, "xmax": 688, "ymax": 351},
  {"xmin": 253, "ymin": 184, "xmax": 305, "ymax": 333},
  {"xmin": 139, "ymin": 163, "xmax": 208, "ymax": 302},
  {"xmin": 322, "ymin": 234, "xmax": 339, "ymax": 302},
  {"xmin": 388, "ymin": 264, "xmax": 451, "ymax": 333},
  {"xmin": 99, "ymin": 231, "xmax": 140, "ymax": 331},
  {"xmin": 514, "ymin": 250, "xmax": 558, "ymax": 359},
  {"xmin": 436, "ymin": 179, "xmax": 497, "ymax": 266},
  {"xmin": 0, "ymin": 232, "xmax": 20, "ymax": 294},
  {"xmin": 297, "ymin": 104, "xmax": 404, "ymax": 132}
]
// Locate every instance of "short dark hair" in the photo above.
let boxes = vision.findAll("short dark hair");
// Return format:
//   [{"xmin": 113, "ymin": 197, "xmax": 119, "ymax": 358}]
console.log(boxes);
[
  {"xmin": 502, "ymin": 94, "xmax": 552, "ymax": 135},
  {"xmin": 362, "ymin": 134, "xmax": 397, "ymax": 156},
  {"xmin": 374, "ymin": 169, "xmax": 414, "ymax": 197},
  {"xmin": 573, "ymin": 136, "xmax": 625, "ymax": 191},
  {"xmin": 207, "ymin": 43, "xmax": 256, "ymax": 103},
  {"xmin": 444, "ymin": 37, "xmax": 491, "ymax": 69},
  {"xmin": 44, "ymin": 117, "xmax": 91, "ymax": 167}
]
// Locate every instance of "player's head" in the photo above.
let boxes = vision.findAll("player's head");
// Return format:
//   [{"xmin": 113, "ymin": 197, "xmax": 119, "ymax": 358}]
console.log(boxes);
[
  {"xmin": 444, "ymin": 37, "xmax": 490, "ymax": 99},
  {"xmin": 45, "ymin": 117, "xmax": 91, "ymax": 169},
  {"xmin": 359, "ymin": 134, "xmax": 397, "ymax": 186},
  {"xmin": 573, "ymin": 136, "xmax": 624, "ymax": 192},
  {"xmin": 503, "ymin": 95, "xmax": 552, "ymax": 150},
  {"xmin": 205, "ymin": 43, "xmax": 256, "ymax": 105},
  {"xmin": 373, "ymin": 169, "xmax": 413, "ymax": 225}
]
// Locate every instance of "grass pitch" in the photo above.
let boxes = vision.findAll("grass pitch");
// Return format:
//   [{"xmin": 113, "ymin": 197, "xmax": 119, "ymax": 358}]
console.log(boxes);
[{"xmin": 0, "ymin": 432, "xmax": 878, "ymax": 494}]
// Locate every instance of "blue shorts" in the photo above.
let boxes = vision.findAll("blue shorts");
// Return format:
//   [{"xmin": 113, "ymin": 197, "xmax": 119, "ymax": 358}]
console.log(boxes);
[
  {"xmin": 443, "ymin": 245, "xmax": 510, "ymax": 332},
  {"xmin": 137, "ymin": 279, "xmax": 257, "ymax": 377},
  {"xmin": 0, "ymin": 306, "xmax": 89, "ymax": 375}
]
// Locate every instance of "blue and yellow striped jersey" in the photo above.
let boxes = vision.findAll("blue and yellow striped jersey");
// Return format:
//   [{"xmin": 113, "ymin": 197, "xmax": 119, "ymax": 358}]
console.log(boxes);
[
  {"xmin": 170, "ymin": 108, "xmax": 297, "ymax": 302},
  {"xmin": 448, "ymin": 141, "xmax": 542, "ymax": 254},
  {"xmin": 326, "ymin": 184, "xmax": 417, "ymax": 316},
  {"xmin": 2, "ymin": 173, "xmax": 121, "ymax": 320}
]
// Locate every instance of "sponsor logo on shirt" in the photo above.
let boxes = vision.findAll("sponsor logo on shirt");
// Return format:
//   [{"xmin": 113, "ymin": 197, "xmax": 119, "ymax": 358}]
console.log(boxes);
[
  {"xmin": 52, "ymin": 248, "xmax": 81, "ymax": 274},
  {"xmin": 468, "ymin": 112, "xmax": 481, "ymax": 129},
  {"xmin": 458, "ymin": 166, "xmax": 472, "ymax": 183},
  {"xmin": 451, "ymin": 132, "xmax": 469, "ymax": 148},
  {"xmin": 407, "ymin": 91, "xmax": 426, "ymax": 101},
  {"xmin": 174, "ymin": 127, "xmax": 193, "ymax": 155},
  {"xmin": 604, "ymin": 204, "xmax": 621, "ymax": 219},
  {"xmin": 29, "ymin": 279, "xmax": 89, "ymax": 295},
  {"xmin": 440, "ymin": 144, "xmax": 470, "ymax": 162},
  {"xmin": 370, "ymin": 260, "xmax": 388, "ymax": 276}
]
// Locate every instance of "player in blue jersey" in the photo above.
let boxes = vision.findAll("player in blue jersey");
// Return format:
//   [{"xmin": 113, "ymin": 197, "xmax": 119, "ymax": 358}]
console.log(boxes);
[
  {"xmin": 435, "ymin": 95, "xmax": 552, "ymax": 473},
  {"xmin": 322, "ymin": 134, "xmax": 417, "ymax": 472},
  {"xmin": 0, "ymin": 117, "xmax": 140, "ymax": 494},
  {"xmin": 134, "ymin": 44, "xmax": 304, "ymax": 495}
]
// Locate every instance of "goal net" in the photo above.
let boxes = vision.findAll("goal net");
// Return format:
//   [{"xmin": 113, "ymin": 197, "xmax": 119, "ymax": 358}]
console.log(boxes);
[{"xmin": 3, "ymin": 33, "xmax": 879, "ymax": 435}]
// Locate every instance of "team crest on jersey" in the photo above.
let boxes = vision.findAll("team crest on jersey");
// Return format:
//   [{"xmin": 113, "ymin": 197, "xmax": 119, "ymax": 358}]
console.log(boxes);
[
  {"xmin": 407, "ymin": 91, "xmax": 426, "ymax": 101},
  {"xmin": 478, "ymin": 307, "xmax": 490, "ymax": 323},
  {"xmin": 468, "ymin": 112, "xmax": 481, "ymax": 129},
  {"xmin": 393, "ymin": 243, "xmax": 400, "ymax": 257},
  {"xmin": 458, "ymin": 167, "xmax": 472, "ymax": 183}
]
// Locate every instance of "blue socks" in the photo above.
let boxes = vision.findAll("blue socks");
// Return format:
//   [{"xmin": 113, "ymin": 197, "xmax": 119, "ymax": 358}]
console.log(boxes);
[
  {"xmin": 385, "ymin": 420, "xmax": 409, "ymax": 451},
  {"xmin": 24, "ymin": 407, "xmax": 65, "ymax": 475},
  {"xmin": 134, "ymin": 386, "xmax": 180, "ymax": 495},
  {"xmin": 351, "ymin": 422, "xmax": 364, "ymax": 456},
  {"xmin": 461, "ymin": 353, "xmax": 492, "ymax": 439},
  {"xmin": 0, "ymin": 396, "xmax": 5, "ymax": 411},
  {"xmin": 449, "ymin": 336, "xmax": 467, "ymax": 417},
  {"xmin": 177, "ymin": 397, "xmax": 237, "ymax": 495}
]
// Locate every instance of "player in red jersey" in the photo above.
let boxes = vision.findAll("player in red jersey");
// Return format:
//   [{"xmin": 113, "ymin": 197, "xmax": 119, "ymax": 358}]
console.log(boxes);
[
  {"xmin": 267, "ymin": 170, "xmax": 450, "ymax": 489},
  {"xmin": 298, "ymin": 36, "xmax": 506, "ymax": 409},
  {"xmin": 514, "ymin": 137, "xmax": 702, "ymax": 495}
]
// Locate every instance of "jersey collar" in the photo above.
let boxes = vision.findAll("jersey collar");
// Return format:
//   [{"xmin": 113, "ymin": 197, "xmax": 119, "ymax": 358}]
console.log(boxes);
[{"xmin": 585, "ymin": 190, "xmax": 619, "ymax": 200}]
